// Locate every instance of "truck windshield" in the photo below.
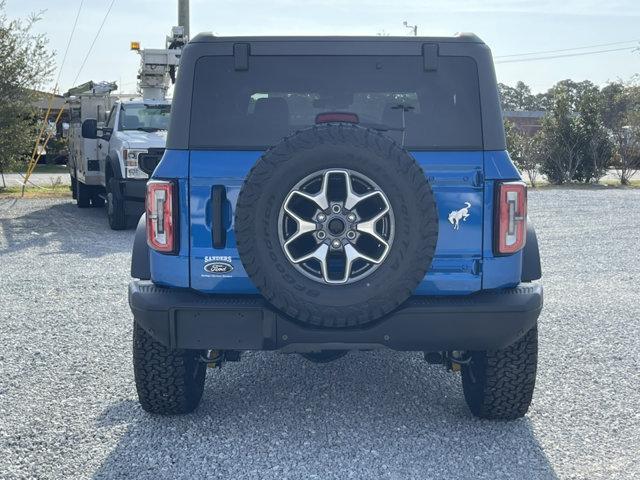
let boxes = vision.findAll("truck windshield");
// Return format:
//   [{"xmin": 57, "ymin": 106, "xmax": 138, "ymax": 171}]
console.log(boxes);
[
  {"xmin": 119, "ymin": 104, "xmax": 171, "ymax": 132},
  {"xmin": 189, "ymin": 55, "xmax": 482, "ymax": 150}
]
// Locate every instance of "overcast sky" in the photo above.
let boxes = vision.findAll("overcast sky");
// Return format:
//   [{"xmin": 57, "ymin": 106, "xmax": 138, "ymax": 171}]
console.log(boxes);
[{"xmin": 8, "ymin": 0, "xmax": 640, "ymax": 94}]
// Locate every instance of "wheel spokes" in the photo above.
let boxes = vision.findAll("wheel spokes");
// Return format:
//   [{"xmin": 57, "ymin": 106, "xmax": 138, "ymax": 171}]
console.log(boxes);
[
  {"xmin": 355, "ymin": 206, "xmax": 391, "ymax": 249},
  {"xmin": 291, "ymin": 243, "xmax": 329, "ymax": 272},
  {"xmin": 283, "ymin": 204, "xmax": 317, "ymax": 247},
  {"xmin": 286, "ymin": 170, "xmax": 331, "ymax": 211},
  {"xmin": 337, "ymin": 170, "xmax": 382, "ymax": 211},
  {"xmin": 279, "ymin": 168, "xmax": 394, "ymax": 285}
]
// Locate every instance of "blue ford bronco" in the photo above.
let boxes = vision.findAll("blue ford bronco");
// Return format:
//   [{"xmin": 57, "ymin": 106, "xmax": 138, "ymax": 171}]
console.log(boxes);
[{"xmin": 129, "ymin": 34, "xmax": 543, "ymax": 419}]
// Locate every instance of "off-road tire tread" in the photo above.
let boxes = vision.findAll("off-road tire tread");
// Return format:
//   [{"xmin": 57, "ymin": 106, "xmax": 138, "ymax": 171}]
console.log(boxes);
[
  {"xmin": 91, "ymin": 194, "xmax": 105, "ymax": 208},
  {"xmin": 76, "ymin": 177, "xmax": 91, "ymax": 208},
  {"xmin": 133, "ymin": 322, "xmax": 206, "ymax": 415},
  {"xmin": 462, "ymin": 325, "xmax": 538, "ymax": 420},
  {"xmin": 70, "ymin": 173, "xmax": 77, "ymax": 200},
  {"xmin": 107, "ymin": 177, "xmax": 127, "ymax": 230}
]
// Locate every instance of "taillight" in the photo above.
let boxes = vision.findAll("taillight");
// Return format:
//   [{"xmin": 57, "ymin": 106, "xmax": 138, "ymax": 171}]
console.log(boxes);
[
  {"xmin": 495, "ymin": 181, "xmax": 527, "ymax": 255},
  {"xmin": 146, "ymin": 180, "xmax": 177, "ymax": 253}
]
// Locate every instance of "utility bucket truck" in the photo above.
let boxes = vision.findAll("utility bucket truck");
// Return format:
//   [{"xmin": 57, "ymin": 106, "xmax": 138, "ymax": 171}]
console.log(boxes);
[{"xmin": 66, "ymin": 27, "xmax": 184, "ymax": 229}]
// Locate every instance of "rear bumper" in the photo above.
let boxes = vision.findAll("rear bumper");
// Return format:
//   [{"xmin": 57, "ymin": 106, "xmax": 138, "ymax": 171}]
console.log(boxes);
[{"xmin": 129, "ymin": 281, "xmax": 543, "ymax": 352}]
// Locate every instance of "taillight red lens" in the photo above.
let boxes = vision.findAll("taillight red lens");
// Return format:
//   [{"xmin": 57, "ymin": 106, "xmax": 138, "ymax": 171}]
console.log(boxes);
[
  {"xmin": 495, "ymin": 181, "xmax": 527, "ymax": 255},
  {"xmin": 146, "ymin": 180, "xmax": 177, "ymax": 253}
]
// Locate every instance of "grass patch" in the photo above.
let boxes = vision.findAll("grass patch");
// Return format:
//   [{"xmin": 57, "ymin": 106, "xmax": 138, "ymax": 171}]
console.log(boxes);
[{"xmin": 0, "ymin": 184, "xmax": 72, "ymax": 199}]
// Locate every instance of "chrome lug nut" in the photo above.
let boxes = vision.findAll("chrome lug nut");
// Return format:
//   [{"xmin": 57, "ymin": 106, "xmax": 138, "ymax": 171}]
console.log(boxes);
[
  {"xmin": 331, "ymin": 204, "xmax": 342, "ymax": 214},
  {"xmin": 346, "ymin": 230, "xmax": 356, "ymax": 240},
  {"xmin": 347, "ymin": 213, "xmax": 356, "ymax": 222},
  {"xmin": 331, "ymin": 239, "xmax": 342, "ymax": 249},
  {"xmin": 317, "ymin": 231, "xmax": 327, "ymax": 239},
  {"xmin": 317, "ymin": 213, "xmax": 326, "ymax": 222}
]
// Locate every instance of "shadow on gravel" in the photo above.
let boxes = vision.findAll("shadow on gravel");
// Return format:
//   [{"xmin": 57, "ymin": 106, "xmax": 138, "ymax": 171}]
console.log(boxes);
[
  {"xmin": 92, "ymin": 352, "xmax": 557, "ymax": 479},
  {"xmin": 0, "ymin": 200, "xmax": 134, "ymax": 257}
]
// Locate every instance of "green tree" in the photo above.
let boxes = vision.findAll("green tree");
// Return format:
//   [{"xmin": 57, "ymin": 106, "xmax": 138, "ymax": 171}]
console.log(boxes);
[
  {"xmin": 539, "ymin": 88, "xmax": 583, "ymax": 184},
  {"xmin": 606, "ymin": 80, "xmax": 640, "ymax": 184},
  {"xmin": 546, "ymin": 80, "xmax": 599, "ymax": 111},
  {"xmin": 538, "ymin": 82, "xmax": 613, "ymax": 184},
  {"xmin": 504, "ymin": 119, "xmax": 542, "ymax": 187},
  {"xmin": 574, "ymin": 85, "xmax": 613, "ymax": 182},
  {"xmin": 612, "ymin": 116, "xmax": 640, "ymax": 185},
  {"xmin": 0, "ymin": 2, "xmax": 54, "ymax": 182},
  {"xmin": 498, "ymin": 81, "xmax": 549, "ymax": 111},
  {"xmin": 600, "ymin": 81, "xmax": 629, "ymax": 130}
]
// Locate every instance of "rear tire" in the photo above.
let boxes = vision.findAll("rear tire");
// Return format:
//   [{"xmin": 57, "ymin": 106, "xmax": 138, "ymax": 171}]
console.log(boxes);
[
  {"xmin": 461, "ymin": 325, "xmax": 538, "ymax": 420},
  {"xmin": 133, "ymin": 322, "xmax": 207, "ymax": 415},
  {"xmin": 90, "ymin": 194, "xmax": 105, "ymax": 208},
  {"xmin": 70, "ymin": 173, "xmax": 77, "ymax": 200},
  {"xmin": 75, "ymin": 176, "xmax": 91, "ymax": 208},
  {"xmin": 107, "ymin": 177, "xmax": 127, "ymax": 230}
]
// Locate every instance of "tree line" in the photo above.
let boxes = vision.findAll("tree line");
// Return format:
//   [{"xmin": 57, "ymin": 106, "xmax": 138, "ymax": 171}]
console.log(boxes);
[
  {"xmin": 0, "ymin": 3, "xmax": 54, "ymax": 182},
  {"xmin": 500, "ymin": 80, "xmax": 640, "ymax": 186}
]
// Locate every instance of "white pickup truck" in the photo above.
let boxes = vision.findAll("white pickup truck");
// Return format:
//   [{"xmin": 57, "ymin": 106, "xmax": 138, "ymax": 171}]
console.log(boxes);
[{"xmin": 67, "ymin": 83, "xmax": 170, "ymax": 229}]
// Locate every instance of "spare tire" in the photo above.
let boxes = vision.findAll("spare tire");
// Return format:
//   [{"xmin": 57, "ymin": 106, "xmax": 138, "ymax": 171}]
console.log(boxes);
[{"xmin": 235, "ymin": 124, "xmax": 438, "ymax": 327}]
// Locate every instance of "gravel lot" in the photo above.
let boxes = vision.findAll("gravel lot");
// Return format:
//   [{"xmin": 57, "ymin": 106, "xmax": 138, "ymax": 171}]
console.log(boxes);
[{"xmin": 1, "ymin": 190, "xmax": 639, "ymax": 479}]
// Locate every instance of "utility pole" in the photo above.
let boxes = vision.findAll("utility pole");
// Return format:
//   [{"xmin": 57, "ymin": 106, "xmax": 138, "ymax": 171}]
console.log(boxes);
[
  {"xmin": 178, "ymin": 0, "xmax": 190, "ymax": 41},
  {"xmin": 403, "ymin": 21, "xmax": 418, "ymax": 37},
  {"xmin": 130, "ymin": 0, "xmax": 189, "ymax": 100}
]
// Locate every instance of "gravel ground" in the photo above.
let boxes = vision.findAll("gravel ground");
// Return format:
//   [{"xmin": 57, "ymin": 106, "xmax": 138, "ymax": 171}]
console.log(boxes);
[{"xmin": 0, "ymin": 190, "xmax": 639, "ymax": 480}]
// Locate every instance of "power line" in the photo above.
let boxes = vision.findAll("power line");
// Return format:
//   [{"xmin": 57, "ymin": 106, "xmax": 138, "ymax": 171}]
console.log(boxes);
[
  {"xmin": 495, "ymin": 46, "xmax": 637, "ymax": 64},
  {"xmin": 495, "ymin": 39, "xmax": 639, "ymax": 59},
  {"xmin": 23, "ymin": 0, "xmax": 116, "ymax": 190},
  {"xmin": 72, "ymin": 0, "xmax": 117, "ymax": 86},
  {"xmin": 54, "ymin": 0, "xmax": 84, "ymax": 91},
  {"xmin": 24, "ymin": 0, "xmax": 85, "ymax": 191}
]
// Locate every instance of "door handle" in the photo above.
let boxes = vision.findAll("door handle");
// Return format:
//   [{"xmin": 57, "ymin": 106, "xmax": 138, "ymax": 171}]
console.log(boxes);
[{"xmin": 211, "ymin": 185, "xmax": 227, "ymax": 248}]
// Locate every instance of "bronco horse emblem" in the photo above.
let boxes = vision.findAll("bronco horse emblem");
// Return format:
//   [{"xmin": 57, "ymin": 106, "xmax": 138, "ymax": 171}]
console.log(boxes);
[{"xmin": 448, "ymin": 202, "xmax": 471, "ymax": 230}]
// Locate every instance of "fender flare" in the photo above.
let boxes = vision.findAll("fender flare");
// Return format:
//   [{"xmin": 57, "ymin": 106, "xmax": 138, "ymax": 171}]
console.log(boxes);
[
  {"xmin": 521, "ymin": 224, "xmax": 542, "ymax": 282},
  {"xmin": 106, "ymin": 154, "xmax": 123, "ymax": 180},
  {"xmin": 131, "ymin": 213, "xmax": 150, "ymax": 280}
]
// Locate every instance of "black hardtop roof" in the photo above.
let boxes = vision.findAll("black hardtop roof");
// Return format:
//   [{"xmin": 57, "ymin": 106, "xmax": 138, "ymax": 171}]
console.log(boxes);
[
  {"xmin": 190, "ymin": 33, "xmax": 484, "ymax": 45},
  {"xmin": 167, "ymin": 32, "xmax": 505, "ymax": 151}
]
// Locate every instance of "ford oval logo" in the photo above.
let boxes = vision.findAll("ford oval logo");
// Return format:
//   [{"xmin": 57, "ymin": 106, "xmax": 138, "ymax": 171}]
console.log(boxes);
[{"xmin": 204, "ymin": 262, "xmax": 234, "ymax": 274}]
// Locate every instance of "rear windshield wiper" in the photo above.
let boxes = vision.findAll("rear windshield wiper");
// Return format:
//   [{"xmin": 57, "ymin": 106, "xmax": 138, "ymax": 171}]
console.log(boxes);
[
  {"xmin": 133, "ymin": 127, "xmax": 165, "ymax": 132},
  {"xmin": 361, "ymin": 122, "xmax": 404, "ymax": 132}
]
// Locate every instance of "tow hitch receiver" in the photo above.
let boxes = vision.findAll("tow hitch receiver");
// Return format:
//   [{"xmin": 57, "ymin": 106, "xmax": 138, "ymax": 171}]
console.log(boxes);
[{"xmin": 201, "ymin": 350, "xmax": 242, "ymax": 368}]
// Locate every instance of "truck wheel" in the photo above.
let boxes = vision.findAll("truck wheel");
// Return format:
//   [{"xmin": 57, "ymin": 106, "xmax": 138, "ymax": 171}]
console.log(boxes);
[
  {"xmin": 107, "ymin": 177, "xmax": 127, "ymax": 230},
  {"xmin": 133, "ymin": 322, "xmax": 207, "ymax": 415},
  {"xmin": 70, "ymin": 173, "xmax": 77, "ymax": 200},
  {"xmin": 90, "ymin": 194, "xmax": 105, "ymax": 208},
  {"xmin": 76, "ymin": 177, "xmax": 91, "ymax": 208},
  {"xmin": 461, "ymin": 325, "xmax": 538, "ymax": 420},
  {"xmin": 235, "ymin": 124, "xmax": 438, "ymax": 327}
]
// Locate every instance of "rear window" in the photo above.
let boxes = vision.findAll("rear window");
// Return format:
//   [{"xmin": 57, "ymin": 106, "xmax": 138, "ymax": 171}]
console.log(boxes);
[{"xmin": 189, "ymin": 55, "xmax": 482, "ymax": 150}]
